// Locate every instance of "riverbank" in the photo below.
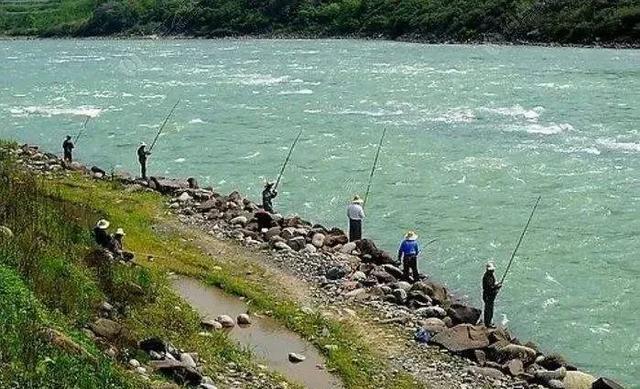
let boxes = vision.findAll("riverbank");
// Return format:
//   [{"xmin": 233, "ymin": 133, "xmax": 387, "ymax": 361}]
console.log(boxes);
[
  {"xmin": 2, "ymin": 141, "xmax": 626, "ymax": 388},
  {"xmin": 0, "ymin": 33, "xmax": 639, "ymax": 49}
]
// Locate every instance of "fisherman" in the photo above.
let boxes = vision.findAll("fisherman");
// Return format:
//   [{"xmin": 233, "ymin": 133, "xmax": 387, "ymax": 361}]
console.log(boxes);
[
  {"xmin": 110, "ymin": 227, "xmax": 134, "ymax": 261},
  {"xmin": 93, "ymin": 219, "xmax": 111, "ymax": 249},
  {"xmin": 62, "ymin": 135, "xmax": 74, "ymax": 163},
  {"xmin": 398, "ymin": 231, "xmax": 420, "ymax": 283},
  {"xmin": 347, "ymin": 195, "xmax": 365, "ymax": 241},
  {"xmin": 482, "ymin": 261, "xmax": 502, "ymax": 328},
  {"xmin": 262, "ymin": 182, "xmax": 278, "ymax": 213},
  {"xmin": 137, "ymin": 142, "xmax": 151, "ymax": 179}
]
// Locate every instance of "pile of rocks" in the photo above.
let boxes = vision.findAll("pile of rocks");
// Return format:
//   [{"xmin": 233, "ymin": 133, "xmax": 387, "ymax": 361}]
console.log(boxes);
[{"xmin": 10, "ymin": 144, "xmax": 625, "ymax": 389}]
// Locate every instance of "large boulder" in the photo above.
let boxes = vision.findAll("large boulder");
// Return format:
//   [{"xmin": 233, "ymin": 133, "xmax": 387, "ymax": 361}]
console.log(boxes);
[
  {"xmin": 538, "ymin": 353, "xmax": 567, "ymax": 370},
  {"xmin": 421, "ymin": 318, "xmax": 447, "ymax": 334},
  {"xmin": 430, "ymin": 324, "xmax": 490, "ymax": 352},
  {"xmin": 382, "ymin": 264, "xmax": 403, "ymax": 280},
  {"xmin": 592, "ymin": 377, "xmax": 625, "ymax": 389},
  {"xmin": 371, "ymin": 269, "xmax": 396, "ymax": 284},
  {"xmin": 324, "ymin": 234, "xmax": 348, "ymax": 247},
  {"xmin": 534, "ymin": 367, "xmax": 567, "ymax": 382},
  {"xmin": 563, "ymin": 371, "xmax": 596, "ymax": 389},
  {"xmin": 410, "ymin": 281, "xmax": 449, "ymax": 305},
  {"xmin": 216, "ymin": 315, "xmax": 235, "ymax": 328},
  {"xmin": 446, "ymin": 303, "xmax": 481, "ymax": 325},
  {"xmin": 415, "ymin": 306, "xmax": 446, "ymax": 318},
  {"xmin": 355, "ymin": 239, "xmax": 397, "ymax": 265},
  {"xmin": 151, "ymin": 178, "xmax": 189, "ymax": 194}
]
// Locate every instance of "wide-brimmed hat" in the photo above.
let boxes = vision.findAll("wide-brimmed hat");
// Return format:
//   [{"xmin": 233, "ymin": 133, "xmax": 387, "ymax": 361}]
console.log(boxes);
[
  {"xmin": 405, "ymin": 231, "xmax": 418, "ymax": 240},
  {"xmin": 352, "ymin": 195, "xmax": 364, "ymax": 204},
  {"xmin": 96, "ymin": 219, "xmax": 110, "ymax": 229},
  {"xmin": 139, "ymin": 142, "xmax": 147, "ymax": 147},
  {"xmin": 115, "ymin": 228, "xmax": 126, "ymax": 236},
  {"xmin": 264, "ymin": 181, "xmax": 274, "ymax": 188},
  {"xmin": 486, "ymin": 261, "xmax": 496, "ymax": 271}
]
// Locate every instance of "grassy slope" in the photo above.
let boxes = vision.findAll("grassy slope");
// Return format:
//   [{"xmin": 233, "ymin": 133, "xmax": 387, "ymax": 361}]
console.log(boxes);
[{"xmin": 0, "ymin": 142, "xmax": 421, "ymax": 389}]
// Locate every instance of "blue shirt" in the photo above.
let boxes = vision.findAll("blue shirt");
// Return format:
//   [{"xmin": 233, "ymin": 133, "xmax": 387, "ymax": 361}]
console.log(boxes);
[{"xmin": 398, "ymin": 239, "xmax": 420, "ymax": 257}]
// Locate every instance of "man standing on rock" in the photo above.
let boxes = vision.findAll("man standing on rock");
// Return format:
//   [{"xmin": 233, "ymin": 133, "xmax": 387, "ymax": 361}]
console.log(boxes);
[
  {"xmin": 347, "ymin": 195, "xmax": 365, "ymax": 241},
  {"xmin": 62, "ymin": 135, "xmax": 74, "ymax": 163},
  {"xmin": 137, "ymin": 142, "xmax": 151, "ymax": 179},
  {"xmin": 482, "ymin": 261, "xmax": 502, "ymax": 328},
  {"xmin": 398, "ymin": 231, "xmax": 420, "ymax": 283},
  {"xmin": 262, "ymin": 182, "xmax": 277, "ymax": 213}
]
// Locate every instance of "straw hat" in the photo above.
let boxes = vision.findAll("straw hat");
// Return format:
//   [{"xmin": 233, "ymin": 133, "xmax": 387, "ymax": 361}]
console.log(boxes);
[
  {"xmin": 96, "ymin": 219, "xmax": 110, "ymax": 229},
  {"xmin": 352, "ymin": 195, "xmax": 364, "ymax": 204},
  {"xmin": 139, "ymin": 142, "xmax": 147, "ymax": 147},
  {"xmin": 486, "ymin": 261, "xmax": 496, "ymax": 271},
  {"xmin": 115, "ymin": 228, "xmax": 126, "ymax": 236},
  {"xmin": 405, "ymin": 231, "xmax": 418, "ymax": 241}
]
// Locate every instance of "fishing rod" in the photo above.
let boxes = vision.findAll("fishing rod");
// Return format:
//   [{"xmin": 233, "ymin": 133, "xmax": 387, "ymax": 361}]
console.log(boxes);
[
  {"xmin": 274, "ymin": 129, "xmax": 303, "ymax": 190},
  {"xmin": 500, "ymin": 195, "xmax": 542, "ymax": 285},
  {"xmin": 74, "ymin": 116, "xmax": 91, "ymax": 144},
  {"xmin": 363, "ymin": 128, "xmax": 387, "ymax": 205},
  {"xmin": 149, "ymin": 99, "xmax": 181, "ymax": 152}
]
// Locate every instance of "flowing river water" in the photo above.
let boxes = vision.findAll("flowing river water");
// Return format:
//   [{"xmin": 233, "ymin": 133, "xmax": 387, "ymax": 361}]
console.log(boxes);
[{"xmin": 1, "ymin": 39, "xmax": 639, "ymax": 386}]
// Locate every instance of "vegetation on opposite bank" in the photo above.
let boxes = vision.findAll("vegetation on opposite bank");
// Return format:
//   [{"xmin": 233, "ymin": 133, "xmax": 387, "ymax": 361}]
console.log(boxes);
[{"xmin": 0, "ymin": 0, "xmax": 639, "ymax": 46}]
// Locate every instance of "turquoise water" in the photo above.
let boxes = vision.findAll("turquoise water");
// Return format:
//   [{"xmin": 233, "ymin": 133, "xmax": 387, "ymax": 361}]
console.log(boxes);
[{"xmin": 1, "ymin": 39, "xmax": 639, "ymax": 385}]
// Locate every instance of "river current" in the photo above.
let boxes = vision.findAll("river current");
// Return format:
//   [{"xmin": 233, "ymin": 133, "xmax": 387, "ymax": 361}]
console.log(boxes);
[{"xmin": 1, "ymin": 39, "xmax": 639, "ymax": 385}]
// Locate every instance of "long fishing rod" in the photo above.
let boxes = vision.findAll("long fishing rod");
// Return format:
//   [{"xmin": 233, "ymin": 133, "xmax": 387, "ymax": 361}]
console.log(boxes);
[
  {"xmin": 500, "ymin": 195, "xmax": 542, "ymax": 285},
  {"xmin": 274, "ymin": 129, "xmax": 303, "ymax": 190},
  {"xmin": 363, "ymin": 128, "xmax": 387, "ymax": 205},
  {"xmin": 74, "ymin": 116, "xmax": 91, "ymax": 143},
  {"xmin": 149, "ymin": 99, "xmax": 181, "ymax": 152}
]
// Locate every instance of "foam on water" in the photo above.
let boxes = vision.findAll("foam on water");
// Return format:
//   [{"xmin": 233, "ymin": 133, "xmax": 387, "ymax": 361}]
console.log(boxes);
[
  {"xmin": 278, "ymin": 89, "xmax": 313, "ymax": 95},
  {"xmin": 9, "ymin": 106, "xmax": 103, "ymax": 118}
]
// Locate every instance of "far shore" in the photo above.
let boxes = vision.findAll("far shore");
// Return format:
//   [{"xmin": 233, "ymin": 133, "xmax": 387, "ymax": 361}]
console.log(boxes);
[{"xmin": 1, "ymin": 32, "xmax": 639, "ymax": 50}]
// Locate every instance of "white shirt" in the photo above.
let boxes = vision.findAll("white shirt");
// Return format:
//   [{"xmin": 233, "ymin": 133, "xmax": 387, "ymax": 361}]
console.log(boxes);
[{"xmin": 347, "ymin": 203, "xmax": 365, "ymax": 220}]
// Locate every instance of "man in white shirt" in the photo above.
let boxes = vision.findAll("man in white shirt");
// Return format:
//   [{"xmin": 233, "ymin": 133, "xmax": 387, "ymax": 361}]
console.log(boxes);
[{"xmin": 347, "ymin": 195, "xmax": 365, "ymax": 241}]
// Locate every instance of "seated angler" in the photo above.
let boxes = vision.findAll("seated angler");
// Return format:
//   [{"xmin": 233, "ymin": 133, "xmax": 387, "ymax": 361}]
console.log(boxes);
[
  {"xmin": 93, "ymin": 219, "xmax": 111, "ymax": 249},
  {"xmin": 110, "ymin": 228, "xmax": 134, "ymax": 261}
]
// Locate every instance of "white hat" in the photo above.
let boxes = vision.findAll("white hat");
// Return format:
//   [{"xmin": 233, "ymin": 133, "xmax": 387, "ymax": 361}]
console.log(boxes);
[
  {"xmin": 352, "ymin": 195, "xmax": 364, "ymax": 204},
  {"xmin": 486, "ymin": 261, "xmax": 496, "ymax": 271},
  {"xmin": 405, "ymin": 231, "xmax": 418, "ymax": 240},
  {"xmin": 140, "ymin": 142, "xmax": 147, "ymax": 147},
  {"xmin": 96, "ymin": 219, "xmax": 110, "ymax": 229},
  {"xmin": 115, "ymin": 228, "xmax": 125, "ymax": 236}
]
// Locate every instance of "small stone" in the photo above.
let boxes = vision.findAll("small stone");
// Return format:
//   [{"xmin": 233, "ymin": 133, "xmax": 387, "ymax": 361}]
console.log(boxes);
[
  {"xmin": 230, "ymin": 216, "xmax": 248, "ymax": 226},
  {"xmin": 350, "ymin": 271, "xmax": 366, "ymax": 282},
  {"xmin": 177, "ymin": 192, "xmax": 192, "ymax": 202},
  {"xmin": 340, "ymin": 242, "xmax": 357, "ymax": 254},
  {"xmin": 201, "ymin": 318, "xmax": 223, "ymax": 331},
  {"xmin": 129, "ymin": 359, "xmax": 140, "ymax": 368},
  {"xmin": 0, "ymin": 225, "xmax": 14, "ymax": 239},
  {"xmin": 180, "ymin": 353, "xmax": 197, "ymax": 368},
  {"xmin": 288, "ymin": 353, "xmax": 306, "ymax": 363},
  {"xmin": 311, "ymin": 233, "xmax": 325, "ymax": 248},
  {"xmin": 135, "ymin": 366, "xmax": 147, "ymax": 375},
  {"xmin": 274, "ymin": 241, "xmax": 292, "ymax": 251}
]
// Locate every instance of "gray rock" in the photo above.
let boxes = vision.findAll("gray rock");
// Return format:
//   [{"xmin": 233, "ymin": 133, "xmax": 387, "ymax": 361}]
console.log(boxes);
[
  {"xmin": 535, "ymin": 367, "xmax": 567, "ymax": 381},
  {"xmin": 180, "ymin": 353, "xmax": 197, "ymax": 368},
  {"xmin": 311, "ymin": 233, "xmax": 326, "ymax": 248},
  {"xmin": 592, "ymin": 377, "xmax": 625, "ymax": 389},
  {"xmin": 0, "ymin": 225, "xmax": 14, "ymax": 239},
  {"xmin": 371, "ymin": 269, "xmax": 396, "ymax": 284},
  {"xmin": 548, "ymin": 380, "xmax": 565, "ymax": 389},
  {"xmin": 382, "ymin": 264, "xmax": 403, "ymax": 279},
  {"xmin": 201, "ymin": 318, "xmax": 223, "ymax": 331},
  {"xmin": 497, "ymin": 344, "xmax": 537, "ymax": 364},
  {"xmin": 539, "ymin": 353, "xmax": 568, "ymax": 370},
  {"xmin": 129, "ymin": 359, "xmax": 141, "ymax": 368},
  {"xmin": 230, "ymin": 216, "xmax": 248, "ymax": 226},
  {"xmin": 415, "ymin": 306, "xmax": 446, "ymax": 318},
  {"xmin": 236, "ymin": 313, "xmax": 251, "ymax": 325},
  {"xmin": 177, "ymin": 192, "xmax": 193, "ymax": 202},
  {"xmin": 467, "ymin": 366, "xmax": 505, "ymax": 379},
  {"xmin": 350, "ymin": 271, "xmax": 367, "ymax": 282},
  {"xmin": 288, "ymin": 352, "xmax": 306, "ymax": 363},
  {"xmin": 302, "ymin": 244, "xmax": 317, "ymax": 253},
  {"xmin": 446, "ymin": 303, "xmax": 481, "ymax": 325},
  {"xmin": 287, "ymin": 236, "xmax": 306, "ymax": 251},
  {"xmin": 340, "ymin": 242, "xmax": 357, "ymax": 254},
  {"xmin": 265, "ymin": 226, "xmax": 281, "ymax": 240},
  {"xmin": 274, "ymin": 241, "xmax": 292, "ymax": 251},
  {"xmin": 216, "ymin": 315, "xmax": 235, "ymax": 328},
  {"xmin": 89, "ymin": 318, "xmax": 122, "ymax": 340},
  {"xmin": 504, "ymin": 358, "xmax": 524, "ymax": 376},
  {"xmin": 326, "ymin": 266, "xmax": 348, "ymax": 280},
  {"xmin": 395, "ymin": 281, "xmax": 412, "ymax": 291},
  {"xmin": 393, "ymin": 288, "xmax": 407, "ymax": 304},
  {"xmin": 280, "ymin": 227, "xmax": 297, "ymax": 240}
]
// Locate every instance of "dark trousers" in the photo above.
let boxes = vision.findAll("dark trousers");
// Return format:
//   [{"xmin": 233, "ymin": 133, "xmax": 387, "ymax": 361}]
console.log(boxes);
[
  {"xmin": 402, "ymin": 254, "xmax": 419, "ymax": 282},
  {"xmin": 483, "ymin": 297, "xmax": 495, "ymax": 327},
  {"xmin": 349, "ymin": 219, "xmax": 362, "ymax": 242},
  {"xmin": 64, "ymin": 150, "xmax": 72, "ymax": 162},
  {"xmin": 140, "ymin": 161, "xmax": 147, "ymax": 179}
]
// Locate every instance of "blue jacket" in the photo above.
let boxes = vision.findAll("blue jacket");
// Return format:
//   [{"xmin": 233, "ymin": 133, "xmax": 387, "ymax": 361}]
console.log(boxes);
[{"xmin": 398, "ymin": 239, "xmax": 420, "ymax": 258}]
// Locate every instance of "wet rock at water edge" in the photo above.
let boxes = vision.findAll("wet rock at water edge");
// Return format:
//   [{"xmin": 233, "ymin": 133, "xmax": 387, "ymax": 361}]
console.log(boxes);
[
  {"xmin": 288, "ymin": 353, "xmax": 306, "ymax": 363},
  {"xmin": 446, "ymin": 303, "xmax": 481, "ymax": 325},
  {"xmin": 430, "ymin": 324, "xmax": 490, "ymax": 352},
  {"xmin": 236, "ymin": 313, "xmax": 251, "ymax": 325},
  {"xmin": 563, "ymin": 371, "xmax": 596, "ymax": 389},
  {"xmin": 201, "ymin": 318, "xmax": 223, "ymax": 331},
  {"xmin": 216, "ymin": 315, "xmax": 235, "ymax": 328},
  {"xmin": 592, "ymin": 377, "xmax": 625, "ymax": 389},
  {"xmin": 496, "ymin": 344, "xmax": 537, "ymax": 364}
]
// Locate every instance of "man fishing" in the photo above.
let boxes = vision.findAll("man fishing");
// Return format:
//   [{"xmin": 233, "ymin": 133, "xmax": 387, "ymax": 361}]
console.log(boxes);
[
  {"xmin": 137, "ymin": 142, "xmax": 151, "ymax": 179},
  {"xmin": 398, "ymin": 231, "xmax": 420, "ymax": 283},
  {"xmin": 482, "ymin": 261, "xmax": 502, "ymax": 328},
  {"xmin": 262, "ymin": 182, "xmax": 278, "ymax": 213},
  {"xmin": 93, "ymin": 219, "xmax": 111, "ymax": 249},
  {"xmin": 62, "ymin": 135, "xmax": 74, "ymax": 162},
  {"xmin": 347, "ymin": 195, "xmax": 365, "ymax": 241}
]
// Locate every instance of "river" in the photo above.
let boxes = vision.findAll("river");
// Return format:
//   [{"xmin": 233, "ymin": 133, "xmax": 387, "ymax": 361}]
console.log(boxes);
[{"xmin": 1, "ymin": 39, "xmax": 638, "ymax": 386}]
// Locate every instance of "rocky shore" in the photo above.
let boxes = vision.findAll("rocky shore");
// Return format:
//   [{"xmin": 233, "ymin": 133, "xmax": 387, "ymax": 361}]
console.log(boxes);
[{"xmin": 9, "ymin": 143, "xmax": 625, "ymax": 389}]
